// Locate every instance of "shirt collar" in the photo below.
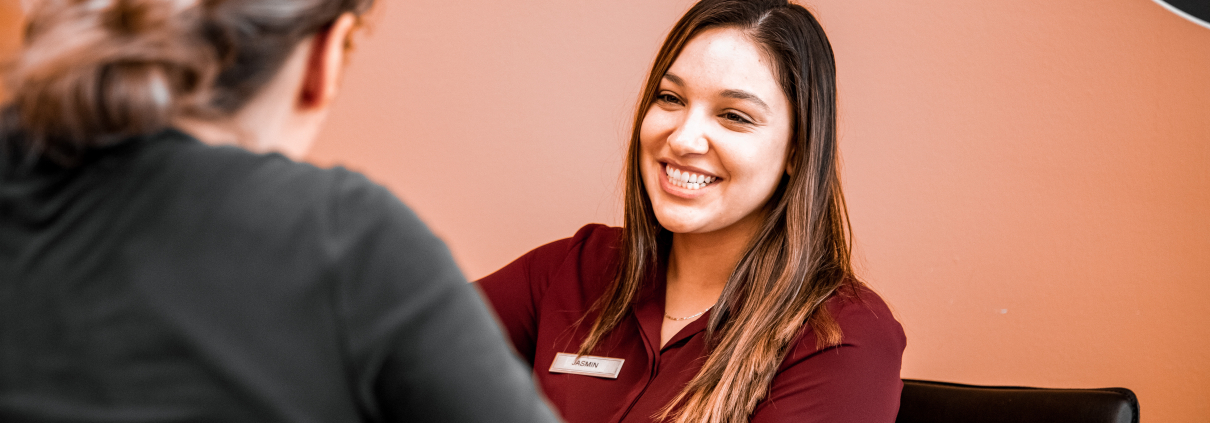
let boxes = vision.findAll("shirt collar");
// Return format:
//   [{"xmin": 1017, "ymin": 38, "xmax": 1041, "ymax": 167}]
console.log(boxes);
[{"xmin": 632, "ymin": 262, "xmax": 712, "ymax": 354}]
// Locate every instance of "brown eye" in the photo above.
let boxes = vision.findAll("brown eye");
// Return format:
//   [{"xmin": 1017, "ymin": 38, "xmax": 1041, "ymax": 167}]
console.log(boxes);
[
  {"xmin": 657, "ymin": 93, "xmax": 683, "ymax": 105},
  {"xmin": 722, "ymin": 111, "xmax": 752, "ymax": 124}
]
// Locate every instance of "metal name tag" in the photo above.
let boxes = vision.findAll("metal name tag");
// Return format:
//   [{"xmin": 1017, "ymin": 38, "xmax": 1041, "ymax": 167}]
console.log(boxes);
[{"xmin": 548, "ymin": 353, "xmax": 625, "ymax": 379}]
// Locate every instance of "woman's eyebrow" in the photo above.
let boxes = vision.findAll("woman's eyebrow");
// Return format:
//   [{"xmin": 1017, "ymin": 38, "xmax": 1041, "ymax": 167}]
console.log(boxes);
[
  {"xmin": 662, "ymin": 73, "xmax": 770, "ymax": 113},
  {"xmin": 663, "ymin": 73, "xmax": 686, "ymax": 86},
  {"xmin": 719, "ymin": 89, "xmax": 770, "ymax": 113}
]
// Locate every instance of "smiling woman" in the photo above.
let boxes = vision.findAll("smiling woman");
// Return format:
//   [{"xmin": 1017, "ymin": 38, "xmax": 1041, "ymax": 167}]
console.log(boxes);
[{"xmin": 476, "ymin": 1, "xmax": 905, "ymax": 422}]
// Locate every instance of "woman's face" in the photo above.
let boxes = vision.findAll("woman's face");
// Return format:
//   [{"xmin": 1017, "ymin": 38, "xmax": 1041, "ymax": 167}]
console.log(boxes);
[{"xmin": 640, "ymin": 27, "xmax": 794, "ymax": 237}]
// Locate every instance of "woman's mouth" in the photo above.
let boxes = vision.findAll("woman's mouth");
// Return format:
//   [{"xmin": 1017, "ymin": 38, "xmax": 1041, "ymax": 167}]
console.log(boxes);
[{"xmin": 664, "ymin": 163, "xmax": 718, "ymax": 190}]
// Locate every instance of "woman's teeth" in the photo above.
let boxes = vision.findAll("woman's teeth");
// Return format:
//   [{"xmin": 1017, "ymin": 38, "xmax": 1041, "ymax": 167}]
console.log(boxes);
[{"xmin": 665, "ymin": 166, "xmax": 716, "ymax": 190}]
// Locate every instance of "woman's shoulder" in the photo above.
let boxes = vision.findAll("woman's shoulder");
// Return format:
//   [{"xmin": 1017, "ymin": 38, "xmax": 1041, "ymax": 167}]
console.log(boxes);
[
  {"xmin": 827, "ymin": 283, "xmax": 905, "ymax": 351},
  {"xmin": 513, "ymin": 223, "xmax": 622, "ymax": 271},
  {"xmin": 567, "ymin": 223, "xmax": 623, "ymax": 256},
  {"xmin": 146, "ymin": 129, "xmax": 433, "ymax": 259},
  {"xmin": 562, "ymin": 223, "xmax": 622, "ymax": 250},
  {"xmin": 475, "ymin": 223, "xmax": 622, "ymax": 312},
  {"xmin": 755, "ymin": 284, "xmax": 905, "ymax": 421},
  {"xmin": 785, "ymin": 283, "xmax": 906, "ymax": 363},
  {"xmin": 160, "ymin": 129, "xmax": 402, "ymax": 222}
]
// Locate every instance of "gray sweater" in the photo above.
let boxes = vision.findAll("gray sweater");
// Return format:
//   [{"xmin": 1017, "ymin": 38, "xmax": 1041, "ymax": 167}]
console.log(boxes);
[{"xmin": 0, "ymin": 129, "xmax": 559, "ymax": 423}]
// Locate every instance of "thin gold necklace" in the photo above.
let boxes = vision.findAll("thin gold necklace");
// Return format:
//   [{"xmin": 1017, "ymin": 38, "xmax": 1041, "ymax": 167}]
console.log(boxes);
[{"xmin": 665, "ymin": 306, "xmax": 712, "ymax": 321}]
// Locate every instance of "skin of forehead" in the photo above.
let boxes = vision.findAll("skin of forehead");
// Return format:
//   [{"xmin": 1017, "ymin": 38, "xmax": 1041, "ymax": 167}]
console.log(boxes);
[{"xmin": 667, "ymin": 27, "xmax": 790, "ymax": 120}]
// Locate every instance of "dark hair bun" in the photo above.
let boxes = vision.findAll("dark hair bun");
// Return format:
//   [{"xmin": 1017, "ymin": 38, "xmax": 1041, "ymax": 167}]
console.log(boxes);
[
  {"xmin": 4, "ymin": 0, "xmax": 375, "ymax": 164},
  {"xmin": 9, "ymin": 0, "xmax": 215, "ymax": 160}
]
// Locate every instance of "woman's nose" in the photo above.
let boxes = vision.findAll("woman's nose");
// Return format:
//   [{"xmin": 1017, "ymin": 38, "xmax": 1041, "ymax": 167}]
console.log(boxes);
[{"xmin": 667, "ymin": 110, "xmax": 709, "ymax": 156}]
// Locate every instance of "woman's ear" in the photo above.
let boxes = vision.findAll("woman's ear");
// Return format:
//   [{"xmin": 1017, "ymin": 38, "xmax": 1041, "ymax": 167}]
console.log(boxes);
[{"xmin": 298, "ymin": 13, "xmax": 358, "ymax": 110}]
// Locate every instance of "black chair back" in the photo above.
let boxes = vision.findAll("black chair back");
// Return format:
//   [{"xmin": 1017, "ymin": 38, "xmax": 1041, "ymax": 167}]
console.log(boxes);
[{"xmin": 896, "ymin": 379, "xmax": 1139, "ymax": 423}]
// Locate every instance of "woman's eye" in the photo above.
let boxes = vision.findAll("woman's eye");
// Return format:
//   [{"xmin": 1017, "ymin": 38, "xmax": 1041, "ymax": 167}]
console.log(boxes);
[
  {"xmin": 657, "ymin": 93, "xmax": 682, "ymax": 105},
  {"xmin": 722, "ymin": 111, "xmax": 753, "ymax": 124}
]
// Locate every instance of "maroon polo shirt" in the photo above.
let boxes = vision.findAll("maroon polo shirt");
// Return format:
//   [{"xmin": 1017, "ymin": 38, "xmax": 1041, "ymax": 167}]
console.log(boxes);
[{"xmin": 477, "ymin": 224, "xmax": 906, "ymax": 423}]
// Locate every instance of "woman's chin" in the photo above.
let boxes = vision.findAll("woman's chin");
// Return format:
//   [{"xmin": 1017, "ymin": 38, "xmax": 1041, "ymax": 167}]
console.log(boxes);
[{"xmin": 653, "ymin": 214, "xmax": 713, "ymax": 235}]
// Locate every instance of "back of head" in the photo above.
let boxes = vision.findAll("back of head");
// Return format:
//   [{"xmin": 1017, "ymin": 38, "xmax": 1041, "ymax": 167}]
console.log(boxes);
[{"xmin": 2, "ymin": 0, "xmax": 374, "ymax": 164}]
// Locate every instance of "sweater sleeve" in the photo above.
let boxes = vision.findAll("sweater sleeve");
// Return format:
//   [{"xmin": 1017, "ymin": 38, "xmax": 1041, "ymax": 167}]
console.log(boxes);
[
  {"xmin": 750, "ymin": 290, "xmax": 907, "ymax": 423},
  {"xmin": 324, "ymin": 170, "xmax": 560, "ymax": 423}
]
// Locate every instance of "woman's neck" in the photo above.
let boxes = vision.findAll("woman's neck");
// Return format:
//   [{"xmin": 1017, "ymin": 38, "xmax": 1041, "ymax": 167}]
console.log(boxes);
[
  {"xmin": 172, "ymin": 35, "xmax": 325, "ymax": 160},
  {"xmin": 665, "ymin": 213, "xmax": 764, "ymax": 302},
  {"xmin": 660, "ymin": 216, "xmax": 763, "ymax": 347}
]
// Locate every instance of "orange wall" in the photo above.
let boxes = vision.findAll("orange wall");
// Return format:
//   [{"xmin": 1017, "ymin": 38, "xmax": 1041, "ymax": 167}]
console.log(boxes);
[
  {"xmin": 0, "ymin": 0, "xmax": 21, "ymax": 103},
  {"xmin": 2, "ymin": 1, "xmax": 1207, "ymax": 421},
  {"xmin": 312, "ymin": 1, "xmax": 1210, "ymax": 421}
]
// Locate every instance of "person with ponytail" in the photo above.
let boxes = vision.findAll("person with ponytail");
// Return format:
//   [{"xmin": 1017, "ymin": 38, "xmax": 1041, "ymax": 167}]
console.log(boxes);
[
  {"xmin": 477, "ymin": 1, "xmax": 905, "ymax": 422},
  {"xmin": 0, "ymin": 1, "xmax": 559, "ymax": 422}
]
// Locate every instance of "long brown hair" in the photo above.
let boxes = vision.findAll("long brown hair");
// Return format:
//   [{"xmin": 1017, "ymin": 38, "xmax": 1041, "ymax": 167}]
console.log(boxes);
[
  {"xmin": 577, "ymin": 1, "xmax": 857, "ymax": 421},
  {"xmin": 2, "ymin": 0, "xmax": 374, "ymax": 165}
]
